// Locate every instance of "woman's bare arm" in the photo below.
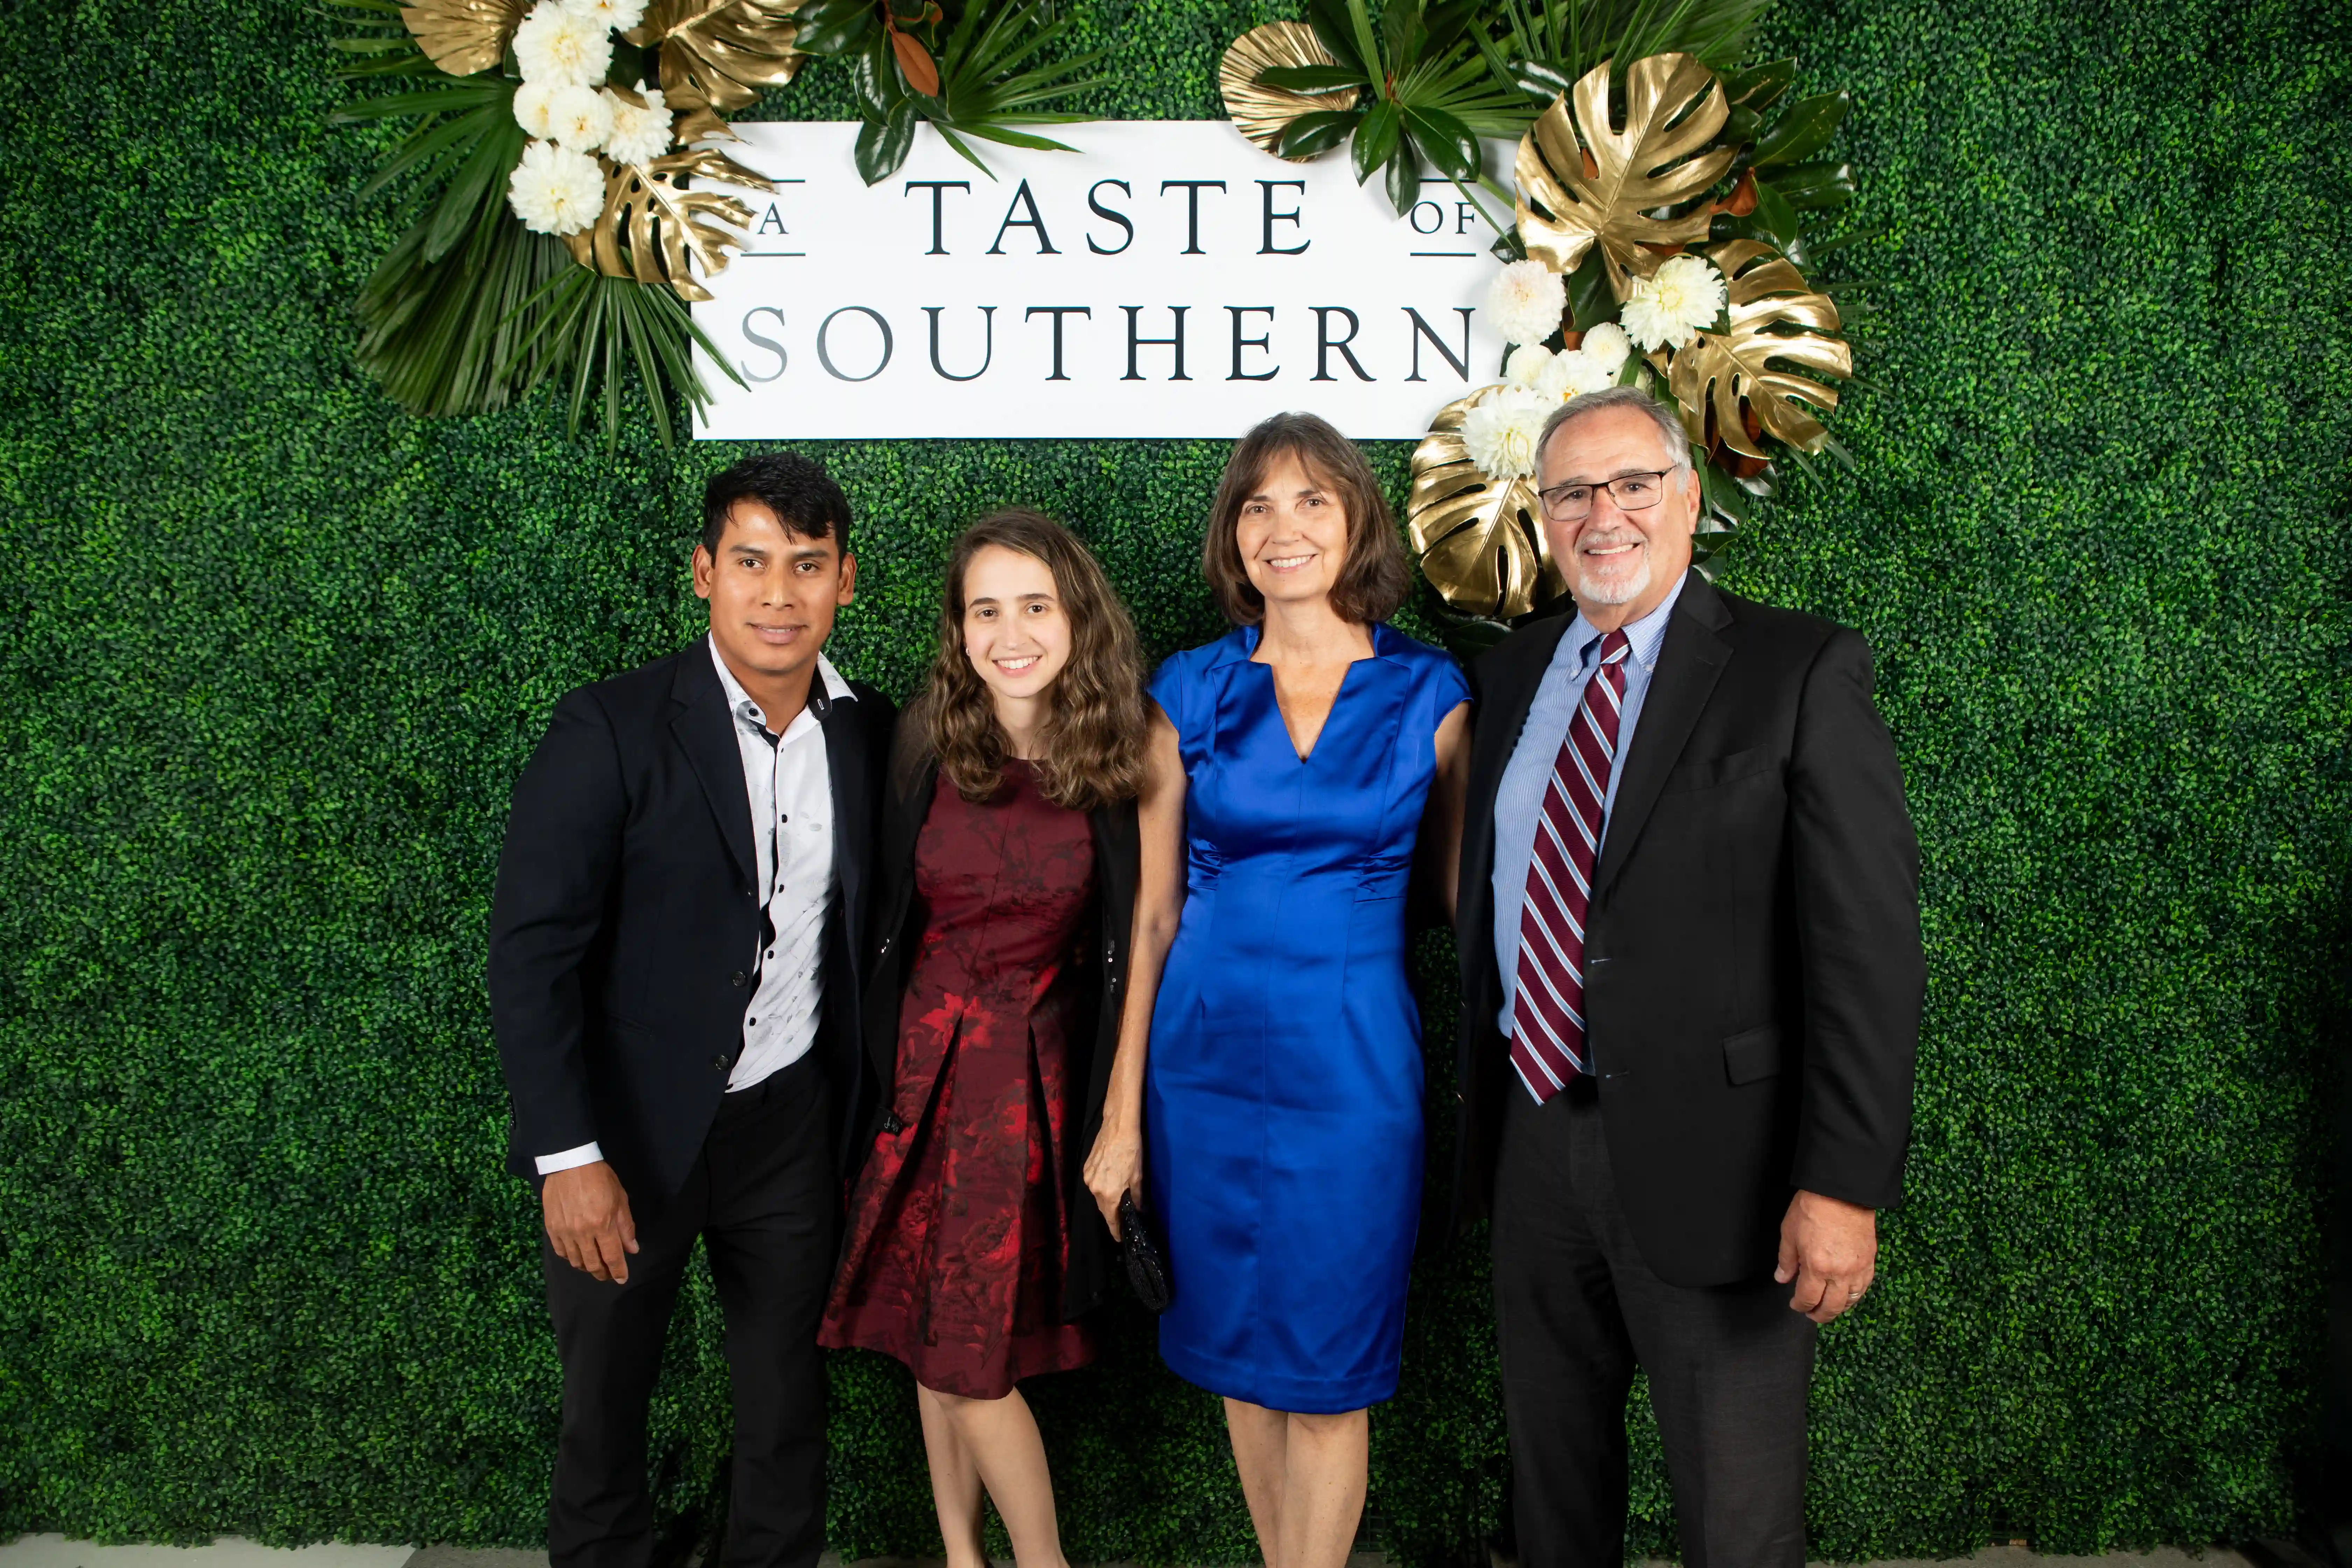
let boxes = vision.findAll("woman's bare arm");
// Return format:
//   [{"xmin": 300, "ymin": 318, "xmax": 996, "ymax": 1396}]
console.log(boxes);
[
  {"xmin": 1417, "ymin": 700, "xmax": 1474, "ymax": 925},
  {"xmin": 1082, "ymin": 705, "xmax": 1188, "ymax": 1238}
]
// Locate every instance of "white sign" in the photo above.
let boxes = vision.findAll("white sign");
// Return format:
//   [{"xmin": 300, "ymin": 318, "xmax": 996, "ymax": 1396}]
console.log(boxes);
[{"xmin": 692, "ymin": 121, "xmax": 1510, "ymax": 440}]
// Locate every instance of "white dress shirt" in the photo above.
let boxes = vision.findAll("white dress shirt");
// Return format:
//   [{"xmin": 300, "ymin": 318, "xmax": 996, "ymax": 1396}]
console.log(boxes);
[{"xmin": 534, "ymin": 642, "xmax": 853, "ymax": 1177}]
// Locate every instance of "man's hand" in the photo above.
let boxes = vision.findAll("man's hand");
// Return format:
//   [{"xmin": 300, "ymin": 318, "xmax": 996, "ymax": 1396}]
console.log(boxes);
[
  {"xmin": 544, "ymin": 1161, "xmax": 639, "ymax": 1283},
  {"xmin": 1776, "ymin": 1189, "xmax": 1876, "ymax": 1324}
]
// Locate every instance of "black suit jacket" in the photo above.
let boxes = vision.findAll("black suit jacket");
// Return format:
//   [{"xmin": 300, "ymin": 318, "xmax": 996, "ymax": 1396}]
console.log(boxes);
[
  {"xmin": 1454, "ymin": 570, "xmax": 1922, "ymax": 1286},
  {"xmin": 488, "ymin": 635, "xmax": 896, "ymax": 1199},
  {"xmin": 857, "ymin": 714, "xmax": 1139, "ymax": 1319}
]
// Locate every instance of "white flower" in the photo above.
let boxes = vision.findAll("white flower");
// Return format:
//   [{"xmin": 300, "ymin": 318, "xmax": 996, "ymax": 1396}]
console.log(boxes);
[
  {"xmin": 513, "ymin": 0, "xmax": 612, "ymax": 86},
  {"xmin": 1460, "ymin": 388, "xmax": 1552, "ymax": 482},
  {"xmin": 508, "ymin": 139, "xmax": 607, "ymax": 235},
  {"xmin": 561, "ymin": 0, "xmax": 646, "ymax": 34},
  {"xmin": 1620, "ymin": 254, "xmax": 1727, "ymax": 351},
  {"xmin": 1484, "ymin": 259, "xmax": 1566, "ymax": 349},
  {"xmin": 1538, "ymin": 346, "xmax": 1616, "ymax": 402},
  {"xmin": 546, "ymin": 83, "xmax": 614, "ymax": 150},
  {"xmin": 601, "ymin": 82, "xmax": 674, "ymax": 166},
  {"xmin": 1503, "ymin": 344, "xmax": 1554, "ymax": 389},
  {"xmin": 1580, "ymin": 320, "xmax": 1633, "ymax": 373},
  {"xmin": 513, "ymin": 79, "xmax": 560, "ymax": 139}
]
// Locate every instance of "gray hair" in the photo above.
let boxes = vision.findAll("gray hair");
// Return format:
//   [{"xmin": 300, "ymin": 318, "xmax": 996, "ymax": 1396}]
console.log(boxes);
[{"xmin": 1535, "ymin": 384, "xmax": 1694, "ymax": 480}]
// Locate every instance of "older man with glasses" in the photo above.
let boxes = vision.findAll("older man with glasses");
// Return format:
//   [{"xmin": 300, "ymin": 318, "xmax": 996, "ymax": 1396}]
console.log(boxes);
[{"xmin": 1450, "ymin": 385, "xmax": 1924, "ymax": 1568}]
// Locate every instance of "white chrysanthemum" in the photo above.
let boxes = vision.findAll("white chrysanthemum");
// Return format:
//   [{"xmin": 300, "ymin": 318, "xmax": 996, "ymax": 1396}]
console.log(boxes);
[
  {"xmin": 513, "ymin": 79, "xmax": 560, "ymax": 139},
  {"xmin": 546, "ymin": 83, "xmax": 614, "ymax": 150},
  {"xmin": 1538, "ymin": 346, "xmax": 1616, "ymax": 402},
  {"xmin": 1503, "ymin": 344, "xmax": 1554, "ymax": 389},
  {"xmin": 1581, "ymin": 320, "xmax": 1633, "ymax": 373},
  {"xmin": 561, "ymin": 0, "xmax": 646, "ymax": 34},
  {"xmin": 1461, "ymin": 388, "xmax": 1552, "ymax": 482},
  {"xmin": 1484, "ymin": 259, "xmax": 1566, "ymax": 349},
  {"xmin": 514, "ymin": 0, "xmax": 612, "ymax": 86},
  {"xmin": 1620, "ymin": 254, "xmax": 1727, "ymax": 351},
  {"xmin": 508, "ymin": 139, "xmax": 607, "ymax": 235},
  {"xmin": 602, "ymin": 82, "xmax": 673, "ymax": 165}
]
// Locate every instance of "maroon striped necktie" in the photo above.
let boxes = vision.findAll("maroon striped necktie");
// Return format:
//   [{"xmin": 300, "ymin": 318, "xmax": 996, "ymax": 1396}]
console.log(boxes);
[{"xmin": 1510, "ymin": 628, "xmax": 1632, "ymax": 1103}]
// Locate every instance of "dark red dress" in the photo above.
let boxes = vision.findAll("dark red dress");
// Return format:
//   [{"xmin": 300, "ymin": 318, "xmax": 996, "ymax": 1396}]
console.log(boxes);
[{"xmin": 820, "ymin": 760, "xmax": 1097, "ymax": 1398}]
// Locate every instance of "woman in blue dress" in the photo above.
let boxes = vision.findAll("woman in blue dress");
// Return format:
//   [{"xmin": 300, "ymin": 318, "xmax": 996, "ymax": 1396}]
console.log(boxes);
[{"xmin": 1084, "ymin": 412, "xmax": 1472, "ymax": 1568}]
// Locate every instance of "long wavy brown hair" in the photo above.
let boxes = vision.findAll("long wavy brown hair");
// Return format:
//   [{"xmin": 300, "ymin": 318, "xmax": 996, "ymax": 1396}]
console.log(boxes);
[{"xmin": 917, "ymin": 508, "xmax": 1148, "ymax": 811}]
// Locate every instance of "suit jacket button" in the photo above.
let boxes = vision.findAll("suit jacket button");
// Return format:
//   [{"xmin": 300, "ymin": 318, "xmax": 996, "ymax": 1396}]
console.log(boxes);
[
  {"xmin": 712, "ymin": 1055, "xmax": 730, "ymax": 1072},
  {"xmin": 731, "ymin": 971, "xmax": 747, "ymax": 987}
]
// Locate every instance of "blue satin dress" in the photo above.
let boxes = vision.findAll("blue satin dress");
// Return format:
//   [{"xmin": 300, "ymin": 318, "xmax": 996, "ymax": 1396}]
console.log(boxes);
[{"xmin": 1145, "ymin": 623, "xmax": 1470, "ymax": 1413}]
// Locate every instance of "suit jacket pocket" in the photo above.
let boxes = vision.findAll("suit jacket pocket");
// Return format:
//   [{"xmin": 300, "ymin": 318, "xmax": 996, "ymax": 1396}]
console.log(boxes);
[
  {"xmin": 1662, "ymin": 744, "xmax": 1777, "ymax": 796},
  {"xmin": 1722, "ymin": 1022, "xmax": 1784, "ymax": 1085}
]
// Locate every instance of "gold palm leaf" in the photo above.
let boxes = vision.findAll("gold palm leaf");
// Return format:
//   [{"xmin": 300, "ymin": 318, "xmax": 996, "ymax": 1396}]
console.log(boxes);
[
  {"xmin": 399, "ymin": 0, "xmax": 527, "ymax": 75},
  {"xmin": 626, "ymin": 0, "xmax": 808, "ymax": 117},
  {"xmin": 565, "ymin": 147, "xmax": 775, "ymax": 301},
  {"xmin": 1218, "ymin": 21, "xmax": 1360, "ymax": 161},
  {"xmin": 1515, "ymin": 52, "xmax": 1737, "ymax": 300},
  {"xmin": 1666, "ymin": 238, "xmax": 1850, "ymax": 458},
  {"xmin": 1407, "ymin": 388, "xmax": 1564, "ymax": 620}
]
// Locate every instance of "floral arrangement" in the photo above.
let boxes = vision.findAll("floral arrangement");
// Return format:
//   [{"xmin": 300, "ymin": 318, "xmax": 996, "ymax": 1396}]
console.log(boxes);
[
  {"xmin": 333, "ymin": 0, "xmax": 1095, "ymax": 446},
  {"xmin": 1219, "ymin": 4, "xmax": 1864, "ymax": 634}
]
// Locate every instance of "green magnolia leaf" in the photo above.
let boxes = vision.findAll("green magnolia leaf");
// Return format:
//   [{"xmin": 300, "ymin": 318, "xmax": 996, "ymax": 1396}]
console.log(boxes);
[
  {"xmin": 1385, "ymin": 136, "xmax": 1423, "ymax": 210},
  {"xmin": 1718, "ymin": 55, "xmax": 1795, "ymax": 111},
  {"xmin": 1352, "ymin": 99, "xmax": 1401, "ymax": 183},
  {"xmin": 1306, "ymin": 0, "xmax": 1365, "ymax": 70},
  {"xmin": 1403, "ymin": 103, "xmax": 1479, "ymax": 179},
  {"xmin": 855, "ymin": 99, "xmax": 919, "ymax": 181},
  {"xmin": 1753, "ymin": 89, "xmax": 1849, "ymax": 167},
  {"xmin": 1258, "ymin": 63, "xmax": 1369, "ymax": 90},
  {"xmin": 1750, "ymin": 178, "xmax": 1802, "ymax": 249},
  {"xmin": 790, "ymin": 0, "xmax": 877, "ymax": 55},
  {"xmin": 1566, "ymin": 247, "xmax": 1612, "ymax": 331},
  {"xmin": 1760, "ymin": 159, "xmax": 1854, "ymax": 210},
  {"xmin": 1277, "ymin": 107, "xmax": 1362, "ymax": 158}
]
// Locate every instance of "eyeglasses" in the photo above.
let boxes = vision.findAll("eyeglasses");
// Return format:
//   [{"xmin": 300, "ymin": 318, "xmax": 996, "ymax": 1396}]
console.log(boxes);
[{"xmin": 1535, "ymin": 469, "xmax": 1682, "ymax": 522}]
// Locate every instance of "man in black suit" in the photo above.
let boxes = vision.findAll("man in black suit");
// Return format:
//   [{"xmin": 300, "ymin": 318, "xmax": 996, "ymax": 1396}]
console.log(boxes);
[
  {"xmin": 489, "ymin": 452, "xmax": 894, "ymax": 1568},
  {"xmin": 1454, "ymin": 386, "xmax": 1921, "ymax": 1568}
]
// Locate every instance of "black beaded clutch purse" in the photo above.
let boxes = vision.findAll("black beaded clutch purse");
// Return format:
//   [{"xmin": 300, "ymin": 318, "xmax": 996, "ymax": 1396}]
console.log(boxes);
[{"xmin": 1119, "ymin": 1193, "xmax": 1172, "ymax": 1314}]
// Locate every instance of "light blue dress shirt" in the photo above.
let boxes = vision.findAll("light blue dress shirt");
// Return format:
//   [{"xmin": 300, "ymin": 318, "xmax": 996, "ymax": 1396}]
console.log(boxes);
[{"xmin": 1490, "ymin": 573, "xmax": 1688, "ymax": 1034}]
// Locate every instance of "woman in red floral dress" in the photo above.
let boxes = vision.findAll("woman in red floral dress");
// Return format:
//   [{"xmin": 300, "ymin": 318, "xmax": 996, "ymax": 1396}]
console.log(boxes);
[{"xmin": 821, "ymin": 509, "xmax": 1146, "ymax": 1568}]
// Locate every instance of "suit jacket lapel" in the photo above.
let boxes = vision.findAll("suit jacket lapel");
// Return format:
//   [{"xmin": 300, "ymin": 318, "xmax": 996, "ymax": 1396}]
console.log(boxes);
[
  {"xmin": 671, "ymin": 636, "xmax": 757, "ymax": 890},
  {"xmin": 1592, "ymin": 570, "xmax": 1734, "ymax": 902},
  {"xmin": 1463, "ymin": 613, "xmax": 1575, "ymax": 908},
  {"xmin": 818, "ymin": 688, "xmax": 872, "ymax": 995}
]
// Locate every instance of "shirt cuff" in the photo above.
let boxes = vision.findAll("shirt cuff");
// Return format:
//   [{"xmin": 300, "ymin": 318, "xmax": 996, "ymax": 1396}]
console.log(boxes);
[{"xmin": 535, "ymin": 1142, "xmax": 604, "ymax": 1176}]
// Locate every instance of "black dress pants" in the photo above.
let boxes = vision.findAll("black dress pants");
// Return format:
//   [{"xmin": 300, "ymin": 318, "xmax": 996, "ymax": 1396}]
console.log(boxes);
[
  {"xmin": 1492, "ymin": 1077, "xmax": 1815, "ymax": 1568},
  {"xmin": 543, "ymin": 1051, "xmax": 835, "ymax": 1568}
]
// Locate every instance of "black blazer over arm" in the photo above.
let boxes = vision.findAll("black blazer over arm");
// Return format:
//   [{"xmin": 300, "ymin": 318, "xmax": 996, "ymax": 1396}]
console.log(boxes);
[
  {"xmin": 488, "ymin": 637, "xmax": 894, "ymax": 1199},
  {"xmin": 855, "ymin": 712, "xmax": 1139, "ymax": 1320},
  {"xmin": 1452, "ymin": 571, "xmax": 1923, "ymax": 1287}
]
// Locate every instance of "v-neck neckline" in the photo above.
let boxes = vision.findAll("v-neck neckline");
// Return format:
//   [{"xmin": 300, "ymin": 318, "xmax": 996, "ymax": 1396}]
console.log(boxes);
[{"xmin": 1247, "ymin": 627, "xmax": 1381, "ymax": 765}]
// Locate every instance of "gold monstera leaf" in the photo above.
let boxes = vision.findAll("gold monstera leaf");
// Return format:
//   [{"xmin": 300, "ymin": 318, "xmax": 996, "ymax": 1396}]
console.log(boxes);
[
  {"xmin": 399, "ymin": 0, "xmax": 527, "ymax": 75},
  {"xmin": 1408, "ymin": 388, "xmax": 1565, "ymax": 620},
  {"xmin": 565, "ymin": 147, "xmax": 776, "ymax": 301},
  {"xmin": 1666, "ymin": 239, "xmax": 1850, "ymax": 458},
  {"xmin": 627, "ymin": 0, "xmax": 807, "ymax": 118},
  {"xmin": 1516, "ymin": 52, "xmax": 1737, "ymax": 300},
  {"xmin": 1219, "ymin": 21, "xmax": 1360, "ymax": 161}
]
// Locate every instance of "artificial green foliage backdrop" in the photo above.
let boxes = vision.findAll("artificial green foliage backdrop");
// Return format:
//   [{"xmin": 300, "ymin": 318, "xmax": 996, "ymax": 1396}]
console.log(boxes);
[{"xmin": 4, "ymin": 0, "xmax": 2350, "ymax": 1559}]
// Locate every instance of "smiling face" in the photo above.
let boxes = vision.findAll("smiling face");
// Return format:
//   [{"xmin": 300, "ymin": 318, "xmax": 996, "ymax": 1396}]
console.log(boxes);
[
  {"xmin": 961, "ymin": 542, "xmax": 1072, "ymax": 706},
  {"xmin": 1234, "ymin": 448, "xmax": 1351, "ymax": 613},
  {"xmin": 1536, "ymin": 403, "xmax": 1700, "ymax": 622},
  {"xmin": 692, "ymin": 499, "xmax": 857, "ymax": 694}
]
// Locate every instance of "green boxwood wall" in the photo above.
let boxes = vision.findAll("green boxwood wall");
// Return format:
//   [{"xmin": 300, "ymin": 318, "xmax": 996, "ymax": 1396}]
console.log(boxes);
[{"xmin": 3, "ymin": 0, "xmax": 2349, "ymax": 1560}]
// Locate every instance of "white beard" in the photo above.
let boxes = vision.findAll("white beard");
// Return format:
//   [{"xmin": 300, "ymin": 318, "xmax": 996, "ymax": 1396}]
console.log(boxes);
[{"xmin": 1573, "ymin": 545, "xmax": 1653, "ymax": 607}]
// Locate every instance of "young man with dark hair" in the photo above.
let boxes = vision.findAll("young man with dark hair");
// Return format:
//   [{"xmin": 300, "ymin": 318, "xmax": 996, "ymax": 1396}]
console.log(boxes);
[{"xmin": 489, "ymin": 450, "xmax": 895, "ymax": 1568}]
